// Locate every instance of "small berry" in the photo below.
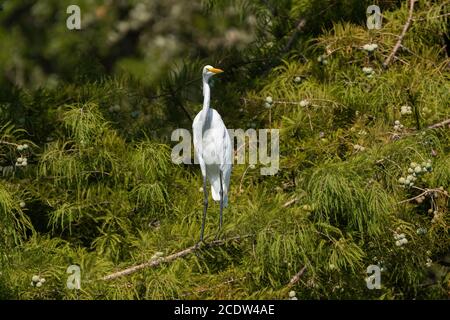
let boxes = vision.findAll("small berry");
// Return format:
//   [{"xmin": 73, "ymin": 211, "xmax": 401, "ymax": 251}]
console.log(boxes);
[
  {"xmin": 416, "ymin": 228, "xmax": 427, "ymax": 235},
  {"xmin": 299, "ymin": 100, "xmax": 310, "ymax": 107},
  {"xmin": 362, "ymin": 67, "xmax": 374, "ymax": 74},
  {"xmin": 363, "ymin": 43, "xmax": 378, "ymax": 52},
  {"xmin": 317, "ymin": 55, "xmax": 328, "ymax": 65}
]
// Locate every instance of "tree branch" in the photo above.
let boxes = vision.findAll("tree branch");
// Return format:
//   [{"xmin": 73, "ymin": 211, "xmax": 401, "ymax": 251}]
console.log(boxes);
[
  {"xmin": 414, "ymin": 12, "xmax": 450, "ymax": 21},
  {"xmin": 288, "ymin": 266, "xmax": 307, "ymax": 286},
  {"xmin": 398, "ymin": 187, "xmax": 449, "ymax": 204},
  {"xmin": 428, "ymin": 118, "xmax": 450, "ymax": 129},
  {"xmin": 102, "ymin": 234, "xmax": 253, "ymax": 281},
  {"xmin": 282, "ymin": 18, "xmax": 307, "ymax": 53},
  {"xmin": 383, "ymin": 0, "xmax": 416, "ymax": 69},
  {"xmin": 0, "ymin": 140, "xmax": 18, "ymax": 147},
  {"xmin": 282, "ymin": 197, "xmax": 299, "ymax": 208}
]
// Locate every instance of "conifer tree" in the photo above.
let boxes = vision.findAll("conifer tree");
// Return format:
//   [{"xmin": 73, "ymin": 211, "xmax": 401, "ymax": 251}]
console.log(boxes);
[{"xmin": 0, "ymin": 0, "xmax": 448, "ymax": 299}]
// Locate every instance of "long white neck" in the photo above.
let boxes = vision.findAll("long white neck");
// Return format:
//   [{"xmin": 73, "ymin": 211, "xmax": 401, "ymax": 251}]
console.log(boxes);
[
  {"xmin": 201, "ymin": 77, "xmax": 211, "ymax": 125},
  {"xmin": 202, "ymin": 77, "xmax": 210, "ymax": 111}
]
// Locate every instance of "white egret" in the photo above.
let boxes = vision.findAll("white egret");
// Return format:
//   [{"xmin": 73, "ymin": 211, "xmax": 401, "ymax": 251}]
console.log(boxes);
[{"xmin": 192, "ymin": 65, "xmax": 232, "ymax": 243}]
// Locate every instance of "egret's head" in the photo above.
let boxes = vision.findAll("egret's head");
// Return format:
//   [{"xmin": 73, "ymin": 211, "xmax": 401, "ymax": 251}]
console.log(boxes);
[{"xmin": 203, "ymin": 65, "xmax": 224, "ymax": 81}]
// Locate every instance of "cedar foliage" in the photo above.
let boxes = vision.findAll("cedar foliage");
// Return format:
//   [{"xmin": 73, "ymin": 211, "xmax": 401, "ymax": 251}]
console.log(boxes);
[{"xmin": 0, "ymin": 0, "xmax": 449, "ymax": 299}]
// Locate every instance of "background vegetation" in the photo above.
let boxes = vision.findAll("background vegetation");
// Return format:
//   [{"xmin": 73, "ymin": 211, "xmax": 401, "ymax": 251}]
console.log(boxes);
[{"xmin": 0, "ymin": 0, "xmax": 449, "ymax": 299}]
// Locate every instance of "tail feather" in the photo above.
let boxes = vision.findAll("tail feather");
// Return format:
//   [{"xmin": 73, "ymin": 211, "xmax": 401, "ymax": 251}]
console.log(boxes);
[
  {"xmin": 211, "ymin": 181, "xmax": 228, "ymax": 207},
  {"xmin": 206, "ymin": 164, "xmax": 231, "ymax": 207}
]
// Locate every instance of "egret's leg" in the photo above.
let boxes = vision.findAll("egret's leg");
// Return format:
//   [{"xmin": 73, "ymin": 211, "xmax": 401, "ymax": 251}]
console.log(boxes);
[
  {"xmin": 219, "ymin": 170, "xmax": 224, "ymax": 230},
  {"xmin": 215, "ymin": 171, "xmax": 224, "ymax": 240},
  {"xmin": 199, "ymin": 174, "xmax": 208, "ymax": 243}
]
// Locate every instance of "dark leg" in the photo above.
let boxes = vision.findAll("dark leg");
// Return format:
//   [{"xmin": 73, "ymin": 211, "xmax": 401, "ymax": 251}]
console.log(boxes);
[
  {"xmin": 219, "ymin": 171, "xmax": 224, "ymax": 230},
  {"xmin": 199, "ymin": 174, "xmax": 208, "ymax": 243},
  {"xmin": 215, "ymin": 171, "xmax": 224, "ymax": 240}
]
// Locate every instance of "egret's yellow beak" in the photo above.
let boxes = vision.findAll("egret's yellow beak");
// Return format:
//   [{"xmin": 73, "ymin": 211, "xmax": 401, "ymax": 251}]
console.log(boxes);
[{"xmin": 208, "ymin": 67, "xmax": 224, "ymax": 74}]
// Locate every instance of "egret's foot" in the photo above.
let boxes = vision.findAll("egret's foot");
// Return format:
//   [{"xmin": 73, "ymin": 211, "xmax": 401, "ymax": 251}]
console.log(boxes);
[
  {"xmin": 194, "ymin": 240, "xmax": 204, "ymax": 256},
  {"xmin": 195, "ymin": 240, "xmax": 204, "ymax": 250}
]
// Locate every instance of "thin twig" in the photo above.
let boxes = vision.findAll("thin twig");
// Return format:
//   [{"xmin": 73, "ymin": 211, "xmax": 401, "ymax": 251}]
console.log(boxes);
[
  {"xmin": 388, "ymin": 118, "xmax": 450, "ymax": 142},
  {"xmin": 102, "ymin": 234, "xmax": 253, "ymax": 281},
  {"xmin": 0, "ymin": 140, "xmax": 18, "ymax": 147},
  {"xmin": 241, "ymin": 97, "xmax": 344, "ymax": 108},
  {"xmin": 428, "ymin": 118, "xmax": 450, "ymax": 129},
  {"xmin": 282, "ymin": 197, "xmax": 299, "ymax": 208},
  {"xmin": 147, "ymin": 78, "xmax": 200, "ymax": 101},
  {"xmin": 380, "ymin": 52, "xmax": 410, "ymax": 66},
  {"xmin": 288, "ymin": 266, "xmax": 307, "ymax": 286},
  {"xmin": 283, "ymin": 18, "xmax": 307, "ymax": 53},
  {"xmin": 414, "ymin": 12, "xmax": 450, "ymax": 21},
  {"xmin": 238, "ymin": 165, "xmax": 251, "ymax": 194},
  {"xmin": 147, "ymin": 58, "xmax": 275, "ymax": 102},
  {"xmin": 383, "ymin": 0, "xmax": 416, "ymax": 69},
  {"xmin": 398, "ymin": 188, "xmax": 448, "ymax": 204}
]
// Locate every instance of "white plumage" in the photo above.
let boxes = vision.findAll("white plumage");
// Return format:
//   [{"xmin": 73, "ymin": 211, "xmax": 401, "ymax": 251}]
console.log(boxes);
[
  {"xmin": 192, "ymin": 65, "xmax": 232, "ymax": 242},
  {"xmin": 193, "ymin": 109, "xmax": 232, "ymax": 205}
]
